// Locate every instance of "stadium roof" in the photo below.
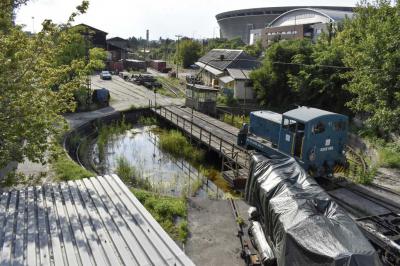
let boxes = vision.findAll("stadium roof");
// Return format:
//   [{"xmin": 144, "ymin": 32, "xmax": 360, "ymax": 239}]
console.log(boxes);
[
  {"xmin": 216, "ymin": 6, "xmax": 354, "ymax": 20},
  {"xmin": 0, "ymin": 175, "xmax": 194, "ymax": 266},
  {"xmin": 269, "ymin": 8, "xmax": 354, "ymax": 27}
]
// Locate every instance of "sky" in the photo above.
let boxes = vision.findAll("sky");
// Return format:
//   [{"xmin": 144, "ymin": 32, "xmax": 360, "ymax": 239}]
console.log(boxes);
[{"xmin": 15, "ymin": 0, "xmax": 358, "ymax": 40}]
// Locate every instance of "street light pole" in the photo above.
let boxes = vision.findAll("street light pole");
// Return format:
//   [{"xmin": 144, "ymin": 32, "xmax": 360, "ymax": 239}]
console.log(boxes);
[{"xmin": 175, "ymin": 35, "xmax": 182, "ymax": 79}]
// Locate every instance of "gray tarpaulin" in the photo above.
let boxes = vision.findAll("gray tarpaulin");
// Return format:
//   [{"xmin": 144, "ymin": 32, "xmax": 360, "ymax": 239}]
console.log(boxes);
[{"xmin": 245, "ymin": 154, "xmax": 381, "ymax": 266}]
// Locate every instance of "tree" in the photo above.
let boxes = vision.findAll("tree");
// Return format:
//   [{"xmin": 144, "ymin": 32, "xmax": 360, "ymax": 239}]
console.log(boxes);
[
  {"xmin": 244, "ymin": 39, "xmax": 263, "ymax": 58},
  {"xmin": 337, "ymin": 0, "xmax": 400, "ymax": 134},
  {"xmin": 287, "ymin": 32, "xmax": 350, "ymax": 114},
  {"xmin": 0, "ymin": 0, "xmax": 106, "ymax": 169},
  {"xmin": 250, "ymin": 39, "xmax": 313, "ymax": 110},
  {"xmin": 176, "ymin": 39, "xmax": 202, "ymax": 68}
]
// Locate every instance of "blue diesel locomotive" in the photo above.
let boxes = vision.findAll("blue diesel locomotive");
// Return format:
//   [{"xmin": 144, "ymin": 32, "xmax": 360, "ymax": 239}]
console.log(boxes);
[{"xmin": 237, "ymin": 106, "xmax": 348, "ymax": 176}]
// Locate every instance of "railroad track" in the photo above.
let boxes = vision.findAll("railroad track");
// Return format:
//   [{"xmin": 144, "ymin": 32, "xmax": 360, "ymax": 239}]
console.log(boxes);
[
  {"xmin": 318, "ymin": 175, "xmax": 400, "ymax": 265},
  {"xmin": 156, "ymin": 78, "xmax": 181, "ymax": 96}
]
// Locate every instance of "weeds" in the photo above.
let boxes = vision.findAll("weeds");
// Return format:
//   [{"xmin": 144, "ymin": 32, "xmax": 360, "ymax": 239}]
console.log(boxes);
[
  {"xmin": 377, "ymin": 143, "xmax": 400, "ymax": 168},
  {"xmin": 221, "ymin": 114, "xmax": 249, "ymax": 129},
  {"xmin": 115, "ymin": 156, "xmax": 153, "ymax": 190},
  {"xmin": 115, "ymin": 157, "xmax": 136, "ymax": 184},
  {"xmin": 138, "ymin": 116, "xmax": 158, "ymax": 126},
  {"xmin": 158, "ymin": 130, "xmax": 204, "ymax": 163},
  {"xmin": 131, "ymin": 188, "xmax": 188, "ymax": 243}
]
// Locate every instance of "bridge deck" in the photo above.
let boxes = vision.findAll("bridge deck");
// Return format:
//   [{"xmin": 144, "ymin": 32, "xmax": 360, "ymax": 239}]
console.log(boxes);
[{"xmin": 153, "ymin": 106, "xmax": 250, "ymax": 187}]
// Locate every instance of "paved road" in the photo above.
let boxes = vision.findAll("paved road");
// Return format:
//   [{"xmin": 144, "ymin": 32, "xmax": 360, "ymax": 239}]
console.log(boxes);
[
  {"xmin": 91, "ymin": 75, "xmax": 184, "ymax": 108},
  {"xmin": 66, "ymin": 75, "xmax": 184, "ymax": 128}
]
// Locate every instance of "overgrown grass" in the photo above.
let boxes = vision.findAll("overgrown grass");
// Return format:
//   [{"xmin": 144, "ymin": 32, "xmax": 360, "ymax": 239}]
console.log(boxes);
[
  {"xmin": 221, "ymin": 114, "xmax": 249, "ymax": 129},
  {"xmin": 52, "ymin": 153, "xmax": 94, "ymax": 181},
  {"xmin": 115, "ymin": 156, "xmax": 152, "ymax": 190},
  {"xmin": 377, "ymin": 143, "xmax": 400, "ymax": 168},
  {"xmin": 138, "ymin": 116, "xmax": 158, "ymax": 126},
  {"xmin": 131, "ymin": 188, "xmax": 188, "ymax": 243},
  {"xmin": 158, "ymin": 130, "xmax": 204, "ymax": 163}
]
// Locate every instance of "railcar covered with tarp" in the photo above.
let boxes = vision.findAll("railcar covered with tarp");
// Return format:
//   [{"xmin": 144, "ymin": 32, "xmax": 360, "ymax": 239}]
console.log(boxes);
[{"xmin": 245, "ymin": 154, "xmax": 381, "ymax": 266}]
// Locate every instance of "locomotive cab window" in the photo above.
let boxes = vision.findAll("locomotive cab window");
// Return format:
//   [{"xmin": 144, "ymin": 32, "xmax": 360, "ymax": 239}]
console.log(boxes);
[
  {"xmin": 333, "ymin": 121, "xmax": 346, "ymax": 131},
  {"xmin": 312, "ymin": 122, "xmax": 325, "ymax": 134},
  {"xmin": 283, "ymin": 118, "xmax": 297, "ymax": 132}
]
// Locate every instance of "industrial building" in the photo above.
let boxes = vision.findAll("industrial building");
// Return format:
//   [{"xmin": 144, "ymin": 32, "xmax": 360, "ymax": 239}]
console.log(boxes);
[
  {"xmin": 262, "ymin": 8, "xmax": 353, "ymax": 46},
  {"xmin": 216, "ymin": 6, "xmax": 353, "ymax": 44},
  {"xmin": 195, "ymin": 49, "xmax": 260, "ymax": 100}
]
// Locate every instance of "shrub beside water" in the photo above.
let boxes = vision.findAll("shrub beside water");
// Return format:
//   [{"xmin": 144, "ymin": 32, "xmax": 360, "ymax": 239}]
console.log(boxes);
[
  {"xmin": 158, "ymin": 130, "xmax": 204, "ymax": 163},
  {"xmin": 53, "ymin": 154, "xmax": 94, "ymax": 181},
  {"xmin": 138, "ymin": 116, "xmax": 157, "ymax": 126},
  {"xmin": 131, "ymin": 188, "xmax": 188, "ymax": 243}
]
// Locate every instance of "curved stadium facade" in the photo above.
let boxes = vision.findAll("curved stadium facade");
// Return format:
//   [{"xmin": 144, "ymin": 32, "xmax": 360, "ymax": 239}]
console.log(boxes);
[{"xmin": 216, "ymin": 6, "xmax": 353, "ymax": 44}]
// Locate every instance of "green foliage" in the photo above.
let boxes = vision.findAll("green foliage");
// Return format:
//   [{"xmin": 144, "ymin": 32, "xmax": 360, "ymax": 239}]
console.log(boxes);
[
  {"xmin": 250, "ymin": 39, "xmax": 312, "ymax": 108},
  {"xmin": 378, "ymin": 146, "xmax": 400, "ymax": 168},
  {"xmin": 244, "ymin": 39, "xmax": 264, "ymax": 58},
  {"xmin": 131, "ymin": 188, "xmax": 188, "ymax": 242},
  {"xmin": 217, "ymin": 93, "xmax": 238, "ymax": 106},
  {"xmin": 158, "ymin": 130, "xmax": 204, "ymax": 163},
  {"xmin": 176, "ymin": 39, "xmax": 202, "ymax": 68},
  {"xmin": 115, "ymin": 156, "xmax": 136, "ymax": 184},
  {"xmin": 337, "ymin": 0, "xmax": 400, "ymax": 134},
  {"xmin": 52, "ymin": 153, "xmax": 94, "ymax": 181},
  {"xmin": 0, "ymin": 170, "xmax": 45, "ymax": 187},
  {"xmin": 221, "ymin": 114, "xmax": 249, "ymax": 129},
  {"xmin": 0, "ymin": 1, "xmax": 106, "ymax": 169},
  {"xmin": 138, "ymin": 116, "xmax": 158, "ymax": 126},
  {"xmin": 205, "ymin": 37, "xmax": 245, "ymax": 51}
]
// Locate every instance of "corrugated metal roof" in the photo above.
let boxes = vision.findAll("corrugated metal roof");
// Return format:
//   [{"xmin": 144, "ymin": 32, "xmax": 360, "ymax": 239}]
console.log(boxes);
[
  {"xmin": 283, "ymin": 106, "xmax": 343, "ymax": 122},
  {"xmin": 195, "ymin": 62, "xmax": 224, "ymax": 76},
  {"xmin": 0, "ymin": 175, "xmax": 195, "ymax": 266},
  {"xmin": 226, "ymin": 69, "xmax": 252, "ymax": 80}
]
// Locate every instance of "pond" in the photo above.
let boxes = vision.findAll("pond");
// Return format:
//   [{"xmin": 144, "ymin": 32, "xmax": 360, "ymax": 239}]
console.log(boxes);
[{"xmin": 91, "ymin": 126, "xmax": 225, "ymax": 198}]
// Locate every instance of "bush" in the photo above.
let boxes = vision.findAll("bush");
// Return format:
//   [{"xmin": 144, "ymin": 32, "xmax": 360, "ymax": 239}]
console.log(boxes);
[
  {"xmin": 138, "ymin": 116, "xmax": 158, "ymax": 126},
  {"xmin": 378, "ymin": 144, "xmax": 400, "ymax": 168},
  {"xmin": 158, "ymin": 130, "xmax": 204, "ymax": 163},
  {"xmin": 131, "ymin": 188, "xmax": 188, "ymax": 242}
]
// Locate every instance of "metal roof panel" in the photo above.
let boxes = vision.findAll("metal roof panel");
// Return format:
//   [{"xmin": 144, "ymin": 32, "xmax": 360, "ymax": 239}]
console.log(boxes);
[{"xmin": 0, "ymin": 175, "xmax": 195, "ymax": 266}]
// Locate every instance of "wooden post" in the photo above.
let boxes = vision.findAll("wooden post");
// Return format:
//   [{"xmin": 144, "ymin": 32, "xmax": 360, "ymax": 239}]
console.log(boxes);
[
  {"xmin": 199, "ymin": 128, "xmax": 202, "ymax": 140},
  {"xmin": 208, "ymin": 132, "xmax": 211, "ymax": 148}
]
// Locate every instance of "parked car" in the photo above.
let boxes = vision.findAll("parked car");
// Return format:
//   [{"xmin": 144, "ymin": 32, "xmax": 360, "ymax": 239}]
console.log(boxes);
[
  {"xmin": 92, "ymin": 88, "xmax": 110, "ymax": 107},
  {"xmin": 100, "ymin": 71, "xmax": 112, "ymax": 80}
]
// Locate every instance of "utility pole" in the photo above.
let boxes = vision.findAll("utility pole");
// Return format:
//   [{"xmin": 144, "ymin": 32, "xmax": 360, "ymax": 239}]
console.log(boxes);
[
  {"xmin": 31, "ymin": 16, "xmax": 35, "ymax": 33},
  {"xmin": 175, "ymin": 34, "xmax": 182, "ymax": 79}
]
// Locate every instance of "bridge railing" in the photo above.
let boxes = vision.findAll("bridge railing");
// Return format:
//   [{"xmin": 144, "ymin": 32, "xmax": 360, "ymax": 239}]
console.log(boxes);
[{"xmin": 154, "ymin": 106, "xmax": 251, "ymax": 172}]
